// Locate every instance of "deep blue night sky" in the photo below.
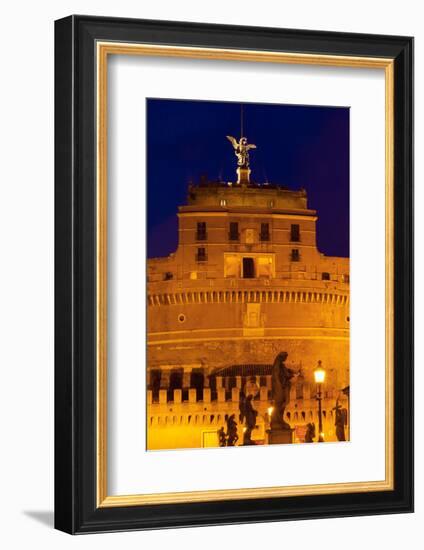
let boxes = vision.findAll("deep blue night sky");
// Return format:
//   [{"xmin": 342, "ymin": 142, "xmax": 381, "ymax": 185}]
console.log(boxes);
[{"xmin": 147, "ymin": 98, "xmax": 349, "ymax": 259}]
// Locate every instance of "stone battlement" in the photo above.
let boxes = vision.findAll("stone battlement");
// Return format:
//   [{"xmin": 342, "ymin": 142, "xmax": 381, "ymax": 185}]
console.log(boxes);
[
  {"xmin": 148, "ymin": 381, "xmax": 325, "ymax": 404},
  {"xmin": 146, "ymin": 384, "xmax": 347, "ymax": 448}
]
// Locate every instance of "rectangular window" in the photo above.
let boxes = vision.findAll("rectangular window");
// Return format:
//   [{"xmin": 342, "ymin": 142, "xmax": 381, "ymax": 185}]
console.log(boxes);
[
  {"xmin": 229, "ymin": 222, "xmax": 239, "ymax": 241},
  {"xmin": 290, "ymin": 224, "xmax": 300, "ymax": 242},
  {"xmin": 196, "ymin": 247, "xmax": 207, "ymax": 262},
  {"xmin": 260, "ymin": 222, "xmax": 270, "ymax": 241},
  {"xmin": 322, "ymin": 272, "xmax": 330, "ymax": 280},
  {"xmin": 242, "ymin": 257, "xmax": 255, "ymax": 278},
  {"xmin": 196, "ymin": 222, "xmax": 207, "ymax": 241},
  {"xmin": 291, "ymin": 249, "xmax": 300, "ymax": 262},
  {"xmin": 342, "ymin": 274, "xmax": 350, "ymax": 283}
]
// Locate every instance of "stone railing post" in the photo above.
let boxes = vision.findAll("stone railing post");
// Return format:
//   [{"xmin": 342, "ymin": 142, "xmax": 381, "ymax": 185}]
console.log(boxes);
[
  {"xmin": 203, "ymin": 388, "xmax": 211, "ymax": 403},
  {"xmin": 173, "ymin": 389, "xmax": 182, "ymax": 404},
  {"xmin": 189, "ymin": 388, "xmax": 197, "ymax": 403}
]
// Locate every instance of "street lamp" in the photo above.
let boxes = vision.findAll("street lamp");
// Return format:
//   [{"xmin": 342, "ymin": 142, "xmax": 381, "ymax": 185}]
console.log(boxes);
[
  {"xmin": 314, "ymin": 361, "xmax": 326, "ymax": 442},
  {"xmin": 265, "ymin": 406, "xmax": 274, "ymax": 445}
]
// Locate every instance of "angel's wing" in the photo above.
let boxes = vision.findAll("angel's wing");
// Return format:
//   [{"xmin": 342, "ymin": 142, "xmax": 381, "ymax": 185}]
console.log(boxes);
[{"xmin": 226, "ymin": 135, "xmax": 238, "ymax": 149}]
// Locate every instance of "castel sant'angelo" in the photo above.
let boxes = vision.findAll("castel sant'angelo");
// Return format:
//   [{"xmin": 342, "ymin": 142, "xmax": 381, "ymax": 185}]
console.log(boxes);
[{"xmin": 147, "ymin": 133, "xmax": 350, "ymax": 450}]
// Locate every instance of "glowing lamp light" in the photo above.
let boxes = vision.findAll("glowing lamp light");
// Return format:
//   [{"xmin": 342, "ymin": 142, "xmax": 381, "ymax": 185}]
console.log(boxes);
[
  {"xmin": 314, "ymin": 362, "xmax": 326, "ymax": 384},
  {"xmin": 267, "ymin": 406, "xmax": 274, "ymax": 418}
]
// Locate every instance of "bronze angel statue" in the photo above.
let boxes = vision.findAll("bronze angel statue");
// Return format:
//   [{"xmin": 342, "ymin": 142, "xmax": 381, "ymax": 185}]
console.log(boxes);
[{"xmin": 226, "ymin": 135, "xmax": 256, "ymax": 168}]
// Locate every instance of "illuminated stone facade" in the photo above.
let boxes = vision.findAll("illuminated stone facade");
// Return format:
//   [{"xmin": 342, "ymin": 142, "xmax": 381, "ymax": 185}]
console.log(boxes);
[{"xmin": 147, "ymin": 165, "xmax": 350, "ymax": 449}]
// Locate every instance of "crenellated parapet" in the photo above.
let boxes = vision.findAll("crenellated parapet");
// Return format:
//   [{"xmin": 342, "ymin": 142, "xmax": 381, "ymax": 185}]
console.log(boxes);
[{"xmin": 146, "ymin": 382, "xmax": 348, "ymax": 448}]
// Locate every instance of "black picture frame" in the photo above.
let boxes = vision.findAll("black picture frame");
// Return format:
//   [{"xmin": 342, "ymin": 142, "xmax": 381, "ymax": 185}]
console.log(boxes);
[{"xmin": 55, "ymin": 15, "xmax": 413, "ymax": 534}]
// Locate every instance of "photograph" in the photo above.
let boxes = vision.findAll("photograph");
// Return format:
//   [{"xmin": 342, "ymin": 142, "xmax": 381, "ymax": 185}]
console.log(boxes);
[
  {"xmin": 146, "ymin": 98, "xmax": 350, "ymax": 450},
  {"xmin": 51, "ymin": 12, "xmax": 413, "ymax": 535}
]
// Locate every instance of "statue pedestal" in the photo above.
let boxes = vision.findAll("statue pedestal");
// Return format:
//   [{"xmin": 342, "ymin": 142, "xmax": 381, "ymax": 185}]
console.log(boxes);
[
  {"xmin": 267, "ymin": 427, "xmax": 294, "ymax": 445},
  {"xmin": 237, "ymin": 166, "xmax": 251, "ymax": 185}
]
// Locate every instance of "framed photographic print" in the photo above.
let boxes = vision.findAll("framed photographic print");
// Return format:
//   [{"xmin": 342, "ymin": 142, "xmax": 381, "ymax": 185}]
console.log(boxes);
[{"xmin": 54, "ymin": 15, "xmax": 413, "ymax": 533}]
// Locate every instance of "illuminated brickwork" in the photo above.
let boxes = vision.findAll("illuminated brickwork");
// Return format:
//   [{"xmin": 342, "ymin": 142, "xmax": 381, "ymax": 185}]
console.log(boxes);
[{"xmin": 147, "ymin": 175, "xmax": 349, "ymax": 449}]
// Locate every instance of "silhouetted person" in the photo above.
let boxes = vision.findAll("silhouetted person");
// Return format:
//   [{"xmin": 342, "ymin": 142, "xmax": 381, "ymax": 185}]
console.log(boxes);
[
  {"xmin": 218, "ymin": 426, "xmax": 227, "ymax": 447},
  {"xmin": 226, "ymin": 414, "xmax": 239, "ymax": 446},
  {"xmin": 243, "ymin": 395, "xmax": 258, "ymax": 445},
  {"xmin": 334, "ymin": 401, "xmax": 347, "ymax": 441},
  {"xmin": 305, "ymin": 422, "xmax": 316, "ymax": 443},
  {"xmin": 239, "ymin": 391, "xmax": 246, "ymax": 424}
]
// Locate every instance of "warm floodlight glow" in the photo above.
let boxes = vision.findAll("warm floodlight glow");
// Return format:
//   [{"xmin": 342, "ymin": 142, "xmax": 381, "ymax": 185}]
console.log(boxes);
[
  {"xmin": 267, "ymin": 406, "xmax": 274, "ymax": 418},
  {"xmin": 314, "ymin": 362, "xmax": 326, "ymax": 384}
]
